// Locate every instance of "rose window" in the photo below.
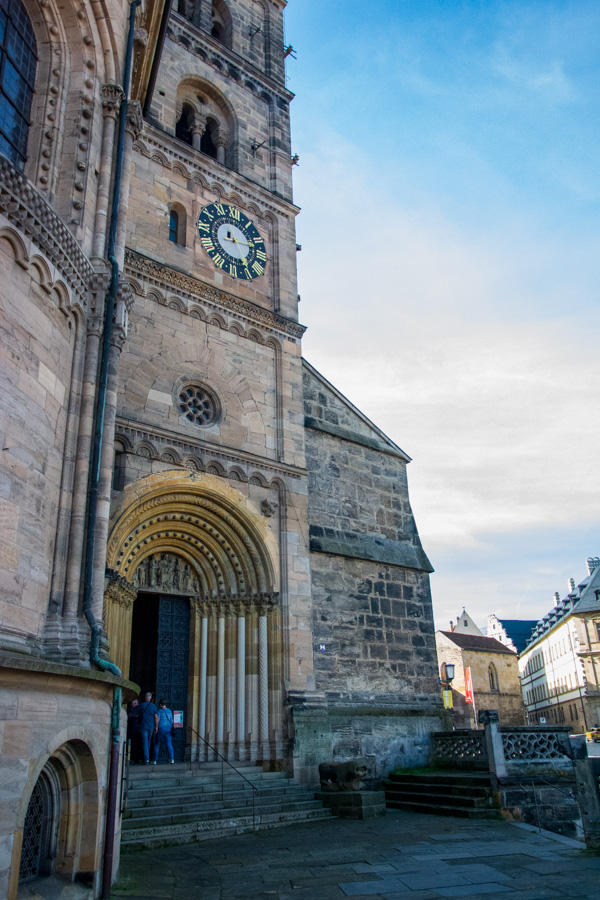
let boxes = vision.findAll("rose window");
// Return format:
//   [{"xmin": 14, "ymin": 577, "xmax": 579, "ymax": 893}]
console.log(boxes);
[{"xmin": 178, "ymin": 385, "xmax": 218, "ymax": 426}]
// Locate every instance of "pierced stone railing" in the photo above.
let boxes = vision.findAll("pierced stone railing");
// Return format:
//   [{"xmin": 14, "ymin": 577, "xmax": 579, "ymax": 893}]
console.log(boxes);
[
  {"xmin": 499, "ymin": 726, "xmax": 572, "ymax": 768},
  {"xmin": 431, "ymin": 730, "xmax": 488, "ymax": 769}
]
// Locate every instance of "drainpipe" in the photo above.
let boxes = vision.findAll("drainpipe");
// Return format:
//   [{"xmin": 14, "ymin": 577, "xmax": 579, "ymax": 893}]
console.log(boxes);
[{"xmin": 80, "ymin": 1, "xmax": 140, "ymax": 896}]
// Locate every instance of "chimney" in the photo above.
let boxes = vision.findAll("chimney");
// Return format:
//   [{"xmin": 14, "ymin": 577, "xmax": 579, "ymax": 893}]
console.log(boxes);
[
  {"xmin": 569, "ymin": 578, "xmax": 575, "ymax": 592},
  {"xmin": 587, "ymin": 557, "xmax": 600, "ymax": 576}
]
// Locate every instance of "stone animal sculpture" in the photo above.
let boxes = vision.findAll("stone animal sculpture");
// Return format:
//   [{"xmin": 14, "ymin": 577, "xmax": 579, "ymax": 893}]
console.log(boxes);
[{"xmin": 318, "ymin": 758, "xmax": 369, "ymax": 792}]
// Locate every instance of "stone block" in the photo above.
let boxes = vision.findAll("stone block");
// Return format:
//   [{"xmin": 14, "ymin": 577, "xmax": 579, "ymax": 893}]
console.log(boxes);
[{"xmin": 316, "ymin": 790, "xmax": 386, "ymax": 819}]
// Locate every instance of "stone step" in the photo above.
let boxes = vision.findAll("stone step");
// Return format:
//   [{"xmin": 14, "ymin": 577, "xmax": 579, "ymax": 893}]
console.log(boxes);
[
  {"xmin": 127, "ymin": 768, "xmax": 288, "ymax": 789},
  {"xmin": 121, "ymin": 806, "xmax": 334, "ymax": 851},
  {"xmin": 383, "ymin": 780, "xmax": 494, "ymax": 800},
  {"xmin": 123, "ymin": 797, "xmax": 324, "ymax": 825},
  {"xmin": 386, "ymin": 798, "xmax": 501, "ymax": 819},
  {"xmin": 126, "ymin": 784, "xmax": 313, "ymax": 809},
  {"xmin": 384, "ymin": 788, "xmax": 495, "ymax": 810},
  {"xmin": 387, "ymin": 772, "xmax": 492, "ymax": 788}
]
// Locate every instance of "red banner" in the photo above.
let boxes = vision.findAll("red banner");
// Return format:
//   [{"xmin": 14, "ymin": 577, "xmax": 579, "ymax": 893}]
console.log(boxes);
[{"xmin": 465, "ymin": 666, "xmax": 474, "ymax": 704}]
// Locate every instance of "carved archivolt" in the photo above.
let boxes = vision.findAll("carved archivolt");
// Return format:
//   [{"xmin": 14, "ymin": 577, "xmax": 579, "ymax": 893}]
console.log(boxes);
[{"xmin": 107, "ymin": 470, "xmax": 279, "ymax": 601}]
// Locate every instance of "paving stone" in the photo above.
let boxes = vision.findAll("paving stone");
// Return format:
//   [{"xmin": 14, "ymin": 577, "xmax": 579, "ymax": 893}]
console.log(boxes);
[{"xmin": 436, "ymin": 885, "xmax": 512, "ymax": 897}]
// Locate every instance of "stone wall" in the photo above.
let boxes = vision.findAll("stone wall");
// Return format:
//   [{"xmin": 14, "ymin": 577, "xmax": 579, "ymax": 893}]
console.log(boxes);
[
  {"xmin": 301, "ymin": 362, "xmax": 442, "ymax": 774},
  {"xmin": 0, "ymin": 242, "xmax": 75, "ymax": 652},
  {"xmin": 0, "ymin": 656, "xmax": 136, "ymax": 900}
]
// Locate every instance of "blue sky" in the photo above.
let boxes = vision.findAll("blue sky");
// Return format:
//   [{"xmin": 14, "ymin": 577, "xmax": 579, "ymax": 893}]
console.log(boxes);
[{"xmin": 283, "ymin": 0, "xmax": 600, "ymax": 631}]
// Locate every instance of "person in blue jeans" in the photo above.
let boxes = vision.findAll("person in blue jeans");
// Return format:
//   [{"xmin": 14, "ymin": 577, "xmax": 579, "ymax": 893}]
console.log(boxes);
[
  {"xmin": 152, "ymin": 698, "xmax": 175, "ymax": 764},
  {"xmin": 136, "ymin": 692, "xmax": 158, "ymax": 764}
]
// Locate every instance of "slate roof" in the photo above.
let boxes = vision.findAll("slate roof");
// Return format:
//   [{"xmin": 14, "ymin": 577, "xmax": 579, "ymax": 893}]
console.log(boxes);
[
  {"xmin": 438, "ymin": 632, "xmax": 516, "ymax": 655},
  {"xmin": 495, "ymin": 619, "xmax": 537, "ymax": 654},
  {"xmin": 525, "ymin": 559, "xmax": 600, "ymax": 651}
]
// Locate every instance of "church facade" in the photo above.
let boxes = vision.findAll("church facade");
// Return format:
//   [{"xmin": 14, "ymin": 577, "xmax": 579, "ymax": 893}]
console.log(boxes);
[{"xmin": 0, "ymin": 0, "xmax": 441, "ymax": 895}]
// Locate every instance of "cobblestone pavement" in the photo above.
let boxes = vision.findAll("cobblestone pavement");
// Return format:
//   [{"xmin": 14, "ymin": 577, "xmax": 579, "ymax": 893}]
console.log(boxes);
[{"xmin": 112, "ymin": 812, "xmax": 600, "ymax": 900}]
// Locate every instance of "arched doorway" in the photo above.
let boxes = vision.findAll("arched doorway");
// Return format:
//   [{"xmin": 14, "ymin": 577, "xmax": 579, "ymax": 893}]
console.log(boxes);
[{"xmin": 105, "ymin": 471, "xmax": 282, "ymax": 762}]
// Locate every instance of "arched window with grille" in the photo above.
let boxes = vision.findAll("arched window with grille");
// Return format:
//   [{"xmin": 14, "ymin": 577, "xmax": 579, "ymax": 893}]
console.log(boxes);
[
  {"xmin": 489, "ymin": 663, "xmax": 499, "ymax": 693},
  {"xmin": 0, "ymin": 0, "xmax": 37, "ymax": 169}
]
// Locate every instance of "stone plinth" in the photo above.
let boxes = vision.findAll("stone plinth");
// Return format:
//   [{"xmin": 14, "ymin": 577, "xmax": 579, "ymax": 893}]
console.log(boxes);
[{"xmin": 317, "ymin": 790, "xmax": 386, "ymax": 819}]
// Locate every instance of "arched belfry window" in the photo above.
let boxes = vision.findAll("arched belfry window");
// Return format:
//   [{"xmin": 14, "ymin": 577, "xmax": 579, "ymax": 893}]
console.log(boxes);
[
  {"xmin": 201, "ymin": 116, "xmax": 218, "ymax": 160},
  {"xmin": 169, "ymin": 209, "xmax": 178, "ymax": 242},
  {"xmin": 175, "ymin": 103, "xmax": 194, "ymax": 146},
  {"xmin": 489, "ymin": 663, "xmax": 499, "ymax": 693},
  {"xmin": 0, "ymin": 0, "xmax": 37, "ymax": 169},
  {"xmin": 211, "ymin": 0, "xmax": 232, "ymax": 48}
]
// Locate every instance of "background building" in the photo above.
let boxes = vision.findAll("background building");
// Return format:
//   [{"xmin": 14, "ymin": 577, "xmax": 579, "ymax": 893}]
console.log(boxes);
[
  {"xmin": 487, "ymin": 615, "xmax": 537, "ymax": 655},
  {"xmin": 0, "ymin": 0, "xmax": 442, "ymax": 894},
  {"xmin": 436, "ymin": 612, "xmax": 525, "ymax": 728},
  {"xmin": 519, "ymin": 558, "xmax": 600, "ymax": 731}
]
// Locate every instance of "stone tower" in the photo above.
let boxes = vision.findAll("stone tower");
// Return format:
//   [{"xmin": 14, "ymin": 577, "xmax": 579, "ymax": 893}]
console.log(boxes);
[{"xmin": 109, "ymin": 0, "xmax": 312, "ymax": 767}]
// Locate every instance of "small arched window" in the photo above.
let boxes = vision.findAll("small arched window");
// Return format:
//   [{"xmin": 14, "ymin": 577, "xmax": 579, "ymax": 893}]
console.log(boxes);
[
  {"xmin": 168, "ymin": 203, "xmax": 186, "ymax": 247},
  {"xmin": 0, "ymin": 0, "xmax": 37, "ymax": 170},
  {"xmin": 169, "ymin": 210, "xmax": 178, "ymax": 242},
  {"xmin": 489, "ymin": 663, "xmax": 499, "ymax": 693},
  {"xmin": 200, "ymin": 116, "xmax": 219, "ymax": 160}
]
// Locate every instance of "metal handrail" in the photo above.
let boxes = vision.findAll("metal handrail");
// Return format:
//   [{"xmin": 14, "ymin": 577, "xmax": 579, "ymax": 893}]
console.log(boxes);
[
  {"xmin": 187, "ymin": 726, "xmax": 259, "ymax": 830},
  {"xmin": 515, "ymin": 776, "xmax": 575, "ymax": 834}
]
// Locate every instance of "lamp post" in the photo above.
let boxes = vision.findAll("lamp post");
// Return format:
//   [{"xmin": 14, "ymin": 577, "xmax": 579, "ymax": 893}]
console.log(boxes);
[{"xmin": 441, "ymin": 663, "xmax": 455, "ymax": 724}]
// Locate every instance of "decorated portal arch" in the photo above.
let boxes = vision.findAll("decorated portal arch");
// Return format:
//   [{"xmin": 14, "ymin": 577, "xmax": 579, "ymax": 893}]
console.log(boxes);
[{"xmin": 105, "ymin": 471, "xmax": 282, "ymax": 761}]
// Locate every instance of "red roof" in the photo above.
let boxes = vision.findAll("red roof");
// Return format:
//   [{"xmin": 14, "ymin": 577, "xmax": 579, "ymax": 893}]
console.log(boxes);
[{"xmin": 438, "ymin": 631, "xmax": 516, "ymax": 654}]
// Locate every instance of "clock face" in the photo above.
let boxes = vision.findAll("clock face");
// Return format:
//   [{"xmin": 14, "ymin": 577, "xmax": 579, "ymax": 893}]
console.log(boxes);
[{"xmin": 197, "ymin": 202, "xmax": 267, "ymax": 280}]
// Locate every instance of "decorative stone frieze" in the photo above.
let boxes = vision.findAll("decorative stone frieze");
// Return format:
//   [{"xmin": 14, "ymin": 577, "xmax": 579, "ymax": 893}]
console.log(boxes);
[
  {"xmin": 114, "ymin": 418, "xmax": 304, "ymax": 482},
  {"xmin": 169, "ymin": 14, "xmax": 293, "ymax": 105},
  {"xmin": 124, "ymin": 248, "xmax": 305, "ymax": 340},
  {"xmin": 0, "ymin": 155, "xmax": 94, "ymax": 307}
]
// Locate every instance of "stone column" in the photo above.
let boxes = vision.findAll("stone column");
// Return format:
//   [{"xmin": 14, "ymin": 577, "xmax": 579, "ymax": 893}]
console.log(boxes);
[
  {"xmin": 90, "ymin": 325, "xmax": 126, "ymax": 626},
  {"xmin": 206, "ymin": 605, "xmax": 217, "ymax": 758},
  {"xmin": 199, "ymin": 606, "xmax": 209, "ymax": 742},
  {"xmin": 214, "ymin": 128, "xmax": 228, "ymax": 166},
  {"xmin": 216, "ymin": 607, "xmax": 226, "ymax": 746},
  {"xmin": 191, "ymin": 115, "xmax": 207, "ymax": 152},
  {"xmin": 103, "ymin": 578, "xmax": 137, "ymax": 673},
  {"xmin": 115, "ymin": 101, "xmax": 143, "ymax": 269},
  {"xmin": 63, "ymin": 309, "xmax": 104, "ymax": 622},
  {"xmin": 247, "ymin": 604, "xmax": 259, "ymax": 761},
  {"xmin": 268, "ymin": 601, "xmax": 282, "ymax": 756},
  {"xmin": 237, "ymin": 607, "xmax": 246, "ymax": 758},
  {"xmin": 225, "ymin": 607, "xmax": 236, "ymax": 755},
  {"xmin": 92, "ymin": 84, "xmax": 124, "ymax": 261},
  {"xmin": 259, "ymin": 604, "xmax": 269, "ymax": 746}
]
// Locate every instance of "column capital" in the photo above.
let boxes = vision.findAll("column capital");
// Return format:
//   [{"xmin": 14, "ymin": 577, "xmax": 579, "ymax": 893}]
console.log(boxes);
[{"xmin": 101, "ymin": 83, "xmax": 125, "ymax": 118}]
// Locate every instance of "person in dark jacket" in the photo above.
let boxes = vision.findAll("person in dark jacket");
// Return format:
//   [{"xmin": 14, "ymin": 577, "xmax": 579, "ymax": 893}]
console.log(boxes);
[
  {"xmin": 136, "ymin": 692, "xmax": 158, "ymax": 764},
  {"xmin": 127, "ymin": 698, "xmax": 142, "ymax": 763}
]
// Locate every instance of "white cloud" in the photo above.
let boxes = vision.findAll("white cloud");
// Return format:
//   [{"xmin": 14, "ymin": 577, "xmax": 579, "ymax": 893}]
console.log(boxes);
[{"xmin": 295, "ymin": 132, "xmax": 600, "ymax": 624}]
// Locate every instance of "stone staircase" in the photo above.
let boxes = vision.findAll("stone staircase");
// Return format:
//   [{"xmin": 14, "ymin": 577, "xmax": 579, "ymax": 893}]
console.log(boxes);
[
  {"xmin": 121, "ymin": 762, "xmax": 332, "ymax": 850},
  {"xmin": 383, "ymin": 771, "xmax": 501, "ymax": 819}
]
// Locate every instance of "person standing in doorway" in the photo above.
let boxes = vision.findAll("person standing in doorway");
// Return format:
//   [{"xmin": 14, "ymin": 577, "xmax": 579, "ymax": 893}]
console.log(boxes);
[
  {"xmin": 127, "ymin": 698, "xmax": 142, "ymax": 763},
  {"xmin": 137, "ymin": 692, "xmax": 158, "ymax": 764},
  {"xmin": 152, "ymin": 698, "xmax": 175, "ymax": 764}
]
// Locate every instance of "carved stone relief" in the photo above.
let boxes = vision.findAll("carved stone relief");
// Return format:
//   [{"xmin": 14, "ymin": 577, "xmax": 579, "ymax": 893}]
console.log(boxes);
[{"xmin": 133, "ymin": 552, "xmax": 200, "ymax": 594}]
